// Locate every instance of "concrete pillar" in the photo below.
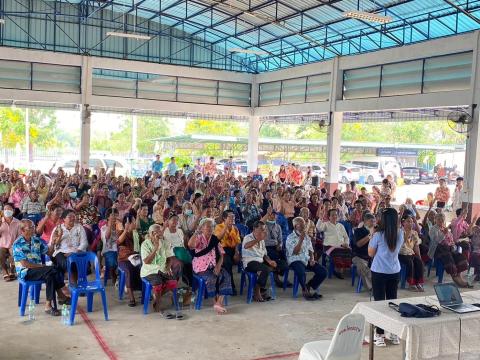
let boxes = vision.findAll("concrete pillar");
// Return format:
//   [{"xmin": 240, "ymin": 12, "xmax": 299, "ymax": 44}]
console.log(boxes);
[
  {"xmin": 325, "ymin": 112, "xmax": 343, "ymax": 195},
  {"xmin": 80, "ymin": 104, "xmax": 91, "ymax": 171},
  {"xmin": 247, "ymin": 116, "xmax": 260, "ymax": 173},
  {"xmin": 464, "ymin": 109, "xmax": 480, "ymax": 216},
  {"xmin": 464, "ymin": 31, "xmax": 480, "ymax": 217}
]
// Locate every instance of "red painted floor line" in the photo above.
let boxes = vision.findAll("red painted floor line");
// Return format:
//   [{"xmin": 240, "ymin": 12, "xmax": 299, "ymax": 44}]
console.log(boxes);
[
  {"xmin": 78, "ymin": 307, "xmax": 118, "ymax": 360},
  {"xmin": 250, "ymin": 352, "xmax": 299, "ymax": 360}
]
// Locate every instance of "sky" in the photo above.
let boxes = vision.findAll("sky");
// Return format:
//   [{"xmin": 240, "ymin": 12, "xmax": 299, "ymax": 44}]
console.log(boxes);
[{"xmin": 55, "ymin": 110, "xmax": 186, "ymax": 136}]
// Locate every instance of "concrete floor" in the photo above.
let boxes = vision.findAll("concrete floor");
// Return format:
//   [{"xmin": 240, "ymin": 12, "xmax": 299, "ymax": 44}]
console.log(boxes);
[{"xmin": 0, "ymin": 270, "xmax": 466, "ymax": 360}]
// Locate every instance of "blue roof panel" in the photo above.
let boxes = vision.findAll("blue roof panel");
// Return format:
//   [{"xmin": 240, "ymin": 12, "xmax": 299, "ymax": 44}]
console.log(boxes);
[{"xmin": 4, "ymin": 0, "xmax": 480, "ymax": 72}]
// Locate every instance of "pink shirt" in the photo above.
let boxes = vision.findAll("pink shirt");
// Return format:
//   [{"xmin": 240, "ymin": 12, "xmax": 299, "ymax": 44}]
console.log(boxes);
[
  {"xmin": 41, "ymin": 217, "xmax": 63, "ymax": 244},
  {"xmin": 0, "ymin": 217, "xmax": 21, "ymax": 248},
  {"xmin": 450, "ymin": 217, "xmax": 469, "ymax": 242},
  {"xmin": 192, "ymin": 234, "xmax": 225, "ymax": 273},
  {"xmin": 9, "ymin": 190, "xmax": 27, "ymax": 209}
]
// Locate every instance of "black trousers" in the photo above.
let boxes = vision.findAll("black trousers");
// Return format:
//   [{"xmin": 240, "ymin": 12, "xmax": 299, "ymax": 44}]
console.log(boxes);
[
  {"xmin": 290, "ymin": 261, "xmax": 327, "ymax": 292},
  {"xmin": 24, "ymin": 266, "xmax": 65, "ymax": 304},
  {"xmin": 266, "ymin": 246, "xmax": 288, "ymax": 276},
  {"xmin": 245, "ymin": 261, "xmax": 273, "ymax": 288},
  {"xmin": 399, "ymin": 254, "xmax": 424, "ymax": 286},
  {"xmin": 222, "ymin": 247, "xmax": 237, "ymax": 291},
  {"xmin": 372, "ymin": 271, "xmax": 399, "ymax": 335}
]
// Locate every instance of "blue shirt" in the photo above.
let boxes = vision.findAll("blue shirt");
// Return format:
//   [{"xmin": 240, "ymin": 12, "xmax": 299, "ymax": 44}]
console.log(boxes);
[
  {"xmin": 151, "ymin": 160, "xmax": 163, "ymax": 173},
  {"xmin": 167, "ymin": 163, "xmax": 178, "ymax": 176},
  {"xmin": 12, "ymin": 236, "xmax": 48, "ymax": 280},
  {"xmin": 286, "ymin": 231, "xmax": 313, "ymax": 266},
  {"xmin": 369, "ymin": 230, "xmax": 404, "ymax": 274}
]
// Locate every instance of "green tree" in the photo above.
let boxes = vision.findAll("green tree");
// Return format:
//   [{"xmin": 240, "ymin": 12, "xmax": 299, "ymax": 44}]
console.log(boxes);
[
  {"xmin": 91, "ymin": 115, "xmax": 171, "ymax": 155},
  {"xmin": 0, "ymin": 107, "xmax": 60, "ymax": 148}
]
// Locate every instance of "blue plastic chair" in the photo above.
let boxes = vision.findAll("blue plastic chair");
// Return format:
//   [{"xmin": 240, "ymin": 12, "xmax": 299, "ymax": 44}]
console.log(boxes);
[
  {"xmin": 236, "ymin": 223, "xmax": 250, "ymax": 238},
  {"xmin": 321, "ymin": 253, "xmax": 336, "ymax": 279},
  {"xmin": 239, "ymin": 264, "xmax": 277, "ymax": 304},
  {"xmin": 350, "ymin": 265, "xmax": 365, "ymax": 293},
  {"xmin": 18, "ymin": 279, "xmax": 44, "ymax": 316},
  {"xmin": 117, "ymin": 267, "xmax": 126, "ymax": 300},
  {"xmin": 400, "ymin": 263, "xmax": 407, "ymax": 289},
  {"xmin": 192, "ymin": 274, "xmax": 228, "ymax": 310},
  {"xmin": 141, "ymin": 277, "xmax": 179, "ymax": 314},
  {"xmin": 282, "ymin": 268, "xmax": 315, "ymax": 298},
  {"xmin": 67, "ymin": 252, "xmax": 109, "ymax": 325},
  {"xmin": 427, "ymin": 259, "xmax": 445, "ymax": 283}
]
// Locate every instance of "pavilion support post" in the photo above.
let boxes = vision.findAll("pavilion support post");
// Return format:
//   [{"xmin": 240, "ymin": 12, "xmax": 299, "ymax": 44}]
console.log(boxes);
[
  {"xmin": 80, "ymin": 104, "xmax": 91, "ymax": 171},
  {"xmin": 464, "ymin": 31, "xmax": 480, "ymax": 219},
  {"xmin": 247, "ymin": 116, "xmax": 260, "ymax": 173},
  {"xmin": 463, "ymin": 107, "xmax": 480, "ymax": 217},
  {"xmin": 325, "ymin": 112, "xmax": 343, "ymax": 195}
]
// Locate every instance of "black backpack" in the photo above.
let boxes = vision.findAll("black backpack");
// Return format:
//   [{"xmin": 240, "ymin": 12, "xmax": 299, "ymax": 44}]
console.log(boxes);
[{"xmin": 389, "ymin": 302, "xmax": 441, "ymax": 318}]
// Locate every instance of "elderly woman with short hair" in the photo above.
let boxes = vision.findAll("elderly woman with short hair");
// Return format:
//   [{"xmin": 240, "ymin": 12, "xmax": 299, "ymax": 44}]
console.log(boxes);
[
  {"xmin": 140, "ymin": 224, "xmax": 182, "ymax": 316},
  {"xmin": 428, "ymin": 212, "xmax": 470, "ymax": 287},
  {"xmin": 188, "ymin": 218, "xmax": 232, "ymax": 314}
]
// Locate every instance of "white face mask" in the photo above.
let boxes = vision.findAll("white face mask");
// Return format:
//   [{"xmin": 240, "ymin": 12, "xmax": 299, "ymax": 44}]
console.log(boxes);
[{"xmin": 3, "ymin": 210, "xmax": 13, "ymax": 218}]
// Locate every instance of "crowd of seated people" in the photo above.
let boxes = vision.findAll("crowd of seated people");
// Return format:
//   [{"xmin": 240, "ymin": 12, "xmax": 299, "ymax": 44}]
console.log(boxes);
[{"xmin": 0, "ymin": 158, "xmax": 476, "ymax": 320}]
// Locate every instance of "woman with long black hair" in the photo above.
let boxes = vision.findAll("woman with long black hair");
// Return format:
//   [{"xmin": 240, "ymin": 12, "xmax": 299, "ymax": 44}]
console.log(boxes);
[{"xmin": 368, "ymin": 207, "xmax": 404, "ymax": 347}]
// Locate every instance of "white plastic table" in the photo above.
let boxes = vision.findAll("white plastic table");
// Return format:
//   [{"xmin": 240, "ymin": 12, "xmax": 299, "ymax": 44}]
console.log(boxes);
[{"xmin": 352, "ymin": 290, "xmax": 480, "ymax": 360}]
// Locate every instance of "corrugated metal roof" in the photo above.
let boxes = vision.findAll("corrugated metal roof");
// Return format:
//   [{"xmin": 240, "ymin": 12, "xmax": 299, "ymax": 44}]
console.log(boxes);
[{"xmin": 2, "ymin": 0, "xmax": 480, "ymax": 72}]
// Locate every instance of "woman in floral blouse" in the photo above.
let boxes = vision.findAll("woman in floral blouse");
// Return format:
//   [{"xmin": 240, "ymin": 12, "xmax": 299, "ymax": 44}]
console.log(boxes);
[
  {"xmin": 399, "ymin": 214, "xmax": 424, "ymax": 291},
  {"xmin": 188, "ymin": 218, "xmax": 232, "ymax": 315}
]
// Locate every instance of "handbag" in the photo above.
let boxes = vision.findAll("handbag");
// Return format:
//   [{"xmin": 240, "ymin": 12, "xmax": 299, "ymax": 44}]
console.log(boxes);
[
  {"xmin": 173, "ymin": 246, "xmax": 192, "ymax": 263},
  {"xmin": 128, "ymin": 254, "xmax": 142, "ymax": 267},
  {"xmin": 389, "ymin": 302, "xmax": 441, "ymax": 318}
]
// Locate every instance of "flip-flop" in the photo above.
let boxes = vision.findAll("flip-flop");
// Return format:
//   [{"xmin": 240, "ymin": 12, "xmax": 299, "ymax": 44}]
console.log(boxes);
[
  {"xmin": 303, "ymin": 294, "xmax": 316, "ymax": 301},
  {"xmin": 313, "ymin": 293, "xmax": 323, "ymax": 299},
  {"xmin": 45, "ymin": 308, "xmax": 61, "ymax": 316},
  {"xmin": 128, "ymin": 300, "xmax": 136, "ymax": 307},
  {"xmin": 253, "ymin": 297, "xmax": 265, "ymax": 303},
  {"xmin": 161, "ymin": 312, "xmax": 175, "ymax": 319},
  {"xmin": 3, "ymin": 275, "xmax": 13, "ymax": 282},
  {"xmin": 175, "ymin": 313, "xmax": 185, "ymax": 320}
]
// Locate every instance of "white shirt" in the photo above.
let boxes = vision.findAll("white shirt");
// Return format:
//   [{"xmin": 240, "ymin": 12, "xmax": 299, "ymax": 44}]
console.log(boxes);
[
  {"xmin": 316, "ymin": 220, "xmax": 349, "ymax": 247},
  {"xmin": 242, "ymin": 233, "xmax": 266, "ymax": 267},
  {"xmin": 164, "ymin": 227, "xmax": 185, "ymax": 248},
  {"xmin": 51, "ymin": 223, "xmax": 88, "ymax": 257},
  {"xmin": 452, "ymin": 186, "xmax": 466, "ymax": 211},
  {"xmin": 100, "ymin": 224, "xmax": 118, "ymax": 255}
]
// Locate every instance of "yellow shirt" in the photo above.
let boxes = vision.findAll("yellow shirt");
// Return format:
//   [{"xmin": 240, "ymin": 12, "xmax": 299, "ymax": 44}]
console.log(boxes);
[{"xmin": 214, "ymin": 223, "xmax": 241, "ymax": 249}]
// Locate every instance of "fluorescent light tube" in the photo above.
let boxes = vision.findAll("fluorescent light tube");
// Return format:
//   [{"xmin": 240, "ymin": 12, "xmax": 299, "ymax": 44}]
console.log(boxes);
[
  {"xmin": 343, "ymin": 11, "xmax": 392, "ymax": 24},
  {"xmin": 106, "ymin": 31, "xmax": 152, "ymax": 40},
  {"xmin": 229, "ymin": 48, "xmax": 268, "ymax": 55}
]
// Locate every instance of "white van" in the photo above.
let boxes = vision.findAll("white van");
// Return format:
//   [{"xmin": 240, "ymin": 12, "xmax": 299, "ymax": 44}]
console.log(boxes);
[{"xmin": 348, "ymin": 156, "xmax": 402, "ymax": 184}]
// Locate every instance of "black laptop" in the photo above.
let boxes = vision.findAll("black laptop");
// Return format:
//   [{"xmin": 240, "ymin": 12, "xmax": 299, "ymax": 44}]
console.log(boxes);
[{"xmin": 434, "ymin": 283, "xmax": 480, "ymax": 314}]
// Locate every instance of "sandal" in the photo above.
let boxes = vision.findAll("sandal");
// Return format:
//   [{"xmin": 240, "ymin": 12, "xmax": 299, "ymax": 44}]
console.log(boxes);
[
  {"xmin": 45, "ymin": 308, "xmax": 61, "ymax": 316},
  {"xmin": 128, "ymin": 300, "xmax": 136, "ymax": 307},
  {"xmin": 408, "ymin": 286, "xmax": 418, "ymax": 292},
  {"xmin": 161, "ymin": 312, "xmax": 175, "ymax": 319},
  {"xmin": 253, "ymin": 297, "xmax": 265, "ymax": 303},
  {"xmin": 175, "ymin": 313, "xmax": 185, "ymax": 320},
  {"xmin": 9, "ymin": 274, "xmax": 17, "ymax": 280},
  {"xmin": 3, "ymin": 274, "xmax": 13, "ymax": 282}
]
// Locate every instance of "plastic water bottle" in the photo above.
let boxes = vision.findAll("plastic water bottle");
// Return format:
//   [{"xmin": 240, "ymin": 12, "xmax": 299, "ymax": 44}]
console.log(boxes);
[
  {"xmin": 28, "ymin": 300, "xmax": 35, "ymax": 321},
  {"xmin": 467, "ymin": 267, "xmax": 475, "ymax": 287},
  {"xmin": 64, "ymin": 305, "xmax": 70, "ymax": 325},
  {"xmin": 190, "ymin": 291, "xmax": 196, "ymax": 311},
  {"xmin": 61, "ymin": 304, "xmax": 67, "ymax": 325},
  {"xmin": 177, "ymin": 289, "xmax": 184, "ymax": 311}
]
